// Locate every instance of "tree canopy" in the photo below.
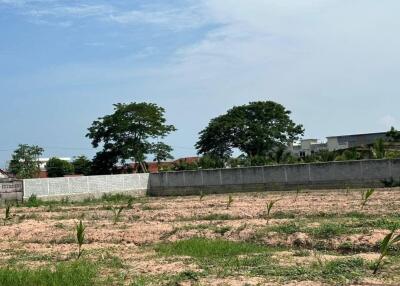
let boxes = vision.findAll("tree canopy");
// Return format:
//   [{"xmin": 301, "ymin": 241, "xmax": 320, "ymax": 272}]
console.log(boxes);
[
  {"xmin": 196, "ymin": 101, "xmax": 304, "ymax": 158},
  {"xmin": 72, "ymin": 156, "xmax": 92, "ymax": 176},
  {"xmin": 8, "ymin": 144, "xmax": 44, "ymax": 179},
  {"xmin": 46, "ymin": 158, "xmax": 75, "ymax": 178},
  {"xmin": 87, "ymin": 102, "xmax": 176, "ymax": 173}
]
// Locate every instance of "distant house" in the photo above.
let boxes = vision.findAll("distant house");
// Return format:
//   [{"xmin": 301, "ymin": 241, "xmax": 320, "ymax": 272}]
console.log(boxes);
[
  {"xmin": 290, "ymin": 132, "xmax": 388, "ymax": 158},
  {"xmin": 0, "ymin": 169, "xmax": 9, "ymax": 179}
]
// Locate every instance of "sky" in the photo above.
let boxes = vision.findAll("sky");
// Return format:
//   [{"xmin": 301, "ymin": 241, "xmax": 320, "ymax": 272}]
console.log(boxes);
[{"xmin": 1, "ymin": 0, "xmax": 400, "ymax": 168}]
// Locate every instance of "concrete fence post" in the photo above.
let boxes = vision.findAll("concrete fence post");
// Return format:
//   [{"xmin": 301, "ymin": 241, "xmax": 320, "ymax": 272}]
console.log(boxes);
[
  {"xmin": 360, "ymin": 161, "xmax": 364, "ymax": 182},
  {"xmin": 219, "ymin": 169, "xmax": 223, "ymax": 185},
  {"xmin": 308, "ymin": 164, "xmax": 312, "ymax": 182},
  {"xmin": 67, "ymin": 177, "xmax": 71, "ymax": 194},
  {"xmin": 389, "ymin": 160, "xmax": 393, "ymax": 178},
  {"xmin": 200, "ymin": 170, "xmax": 204, "ymax": 186},
  {"xmin": 86, "ymin": 177, "xmax": 90, "ymax": 193},
  {"xmin": 47, "ymin": 179, "xmax": 50, "ymax": 197},
  {"xmin": 284, "ymin": 167, "xmax": 288, "ymax": 183}
]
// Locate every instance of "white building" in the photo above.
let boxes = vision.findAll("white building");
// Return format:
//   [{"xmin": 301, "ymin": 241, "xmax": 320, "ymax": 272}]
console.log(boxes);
[{"xmin": 290, "ymin": 132, "xmax": 388, "ymax": 158}]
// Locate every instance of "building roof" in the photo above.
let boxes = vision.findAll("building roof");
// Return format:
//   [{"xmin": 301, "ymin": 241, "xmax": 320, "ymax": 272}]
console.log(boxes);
[
  {"xmin": 0, "ymin": 169, "xmax": 9, "ymax": 178},
  {"xmin": 326, "ymin": 132, "xmax": 387, "ymax": 139}
]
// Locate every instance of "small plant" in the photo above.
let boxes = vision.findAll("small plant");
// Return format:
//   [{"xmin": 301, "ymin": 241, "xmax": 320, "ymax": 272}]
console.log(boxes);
[
  {"xmin": 373, "ymin": 227, "xmax": 400, "ymax": 274},
  {"xmin": 361, "ymin": 189, "xmax": 375, "ymax": 210},
  {"xmin": 127, "ymin": 198, "xmax": 134, "ymax": 209},
  {"xmin": 112, "ymin": 206, "xmax": 124, "ymax": 224},
  {"xmin": 75, "ymin": 220, "xmax": 86, "ymax": 259},
  {"xmin": 294, "ymin": 188, "xmax": 301, "ymax": 202},
  {"xmin": 226, "ymin": 195, "xmax": 234, "ymax": 209},
  {"xmin": 265, "ymin": 200, "xmax": 279, "ymax": 223},
  {"xmin": 3, "ymin": 204, "xmax": 12, "ymax": 225},
  {"xmin": 199, "ymin": 190, "xmax": 205, "ymax": 201}
]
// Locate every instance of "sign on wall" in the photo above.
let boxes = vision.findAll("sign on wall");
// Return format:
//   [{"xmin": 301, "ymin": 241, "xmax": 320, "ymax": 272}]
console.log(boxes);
[{"xmin": 0, "ymin": 179, "xmax": 23, "ymax": 203}]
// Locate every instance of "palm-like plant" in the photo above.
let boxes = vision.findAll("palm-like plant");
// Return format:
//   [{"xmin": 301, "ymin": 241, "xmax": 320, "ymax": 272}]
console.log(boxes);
[
  {"xmin": 200, "ymin": 190, "xmax": 205, "ymax": 201},
  {"xmin": 361, "ymin": 189, "xmax": 375, "ymax": 210},
  {"xmin": 373, "ymin": 227, "xmax": 400, "ymax": 274},
  {"xmin": 226, "ymin": 195, "xmax": 234, "ymax": 209},
  {"xmin": 75, "ymin": 220, "xmax": 86, "ymax": 259},
  {"xmin": 112, "ymin": 206, "xmax": 124, "ymax": 224},
  {"xmin": 294, "ymin": 188, "xmax": 301, "ymax": 202},
  {"xmin": 265, "ymin": 200, "xmax": 280, "ymax": 223},
  {"xmin": 3, "ymin": 204, "xmax": 11, "ymax": 226}
]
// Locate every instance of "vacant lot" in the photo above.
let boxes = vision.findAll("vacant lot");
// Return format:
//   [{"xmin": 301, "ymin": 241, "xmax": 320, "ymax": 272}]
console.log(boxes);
[{"xmin": 0, "ymin": 188, "xmax": 399, "ymax": 285}]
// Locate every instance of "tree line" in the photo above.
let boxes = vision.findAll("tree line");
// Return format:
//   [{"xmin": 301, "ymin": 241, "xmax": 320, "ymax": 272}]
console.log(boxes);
[{"xmin": 7, "ymin": 101, "xmax": 400, "ymax": 178}]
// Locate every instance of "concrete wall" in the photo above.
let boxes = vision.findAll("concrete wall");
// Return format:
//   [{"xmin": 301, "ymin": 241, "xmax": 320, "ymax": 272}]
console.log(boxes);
[
  {"xmin": 149, "ymin": 159, "xmax": 400, "ymax": 196},
  {"xmin": 0, "ymin": 179, "xmax": 23, "ymax": 203},
  {"xmin": 23, "ymin": 173, "xmax": 149, "ymax": 200}
]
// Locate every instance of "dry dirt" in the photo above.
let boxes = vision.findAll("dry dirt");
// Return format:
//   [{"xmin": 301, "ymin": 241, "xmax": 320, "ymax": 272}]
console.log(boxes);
[{"xmin": 0, "ymin": 188, "xmax": 399, "ymax": 285}]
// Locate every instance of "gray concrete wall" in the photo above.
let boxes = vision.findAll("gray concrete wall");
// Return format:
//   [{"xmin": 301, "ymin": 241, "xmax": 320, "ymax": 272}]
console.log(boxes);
[
  {"xmin": 0, "ymin": 179, "xmax": 23, "ymax": 204},
  {"xmin": 148, "ymin": 159, "xmax": 400, "ymax": 196},
  {"xmin": 23, "ymin": 173, "xmax": 149, "ymax": 200}
]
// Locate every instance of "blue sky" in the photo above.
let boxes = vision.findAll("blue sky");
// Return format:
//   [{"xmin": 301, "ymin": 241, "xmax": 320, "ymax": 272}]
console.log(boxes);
[{"xmin": 1, "ymin": 0, "xmax": 400, "ymax": 167}]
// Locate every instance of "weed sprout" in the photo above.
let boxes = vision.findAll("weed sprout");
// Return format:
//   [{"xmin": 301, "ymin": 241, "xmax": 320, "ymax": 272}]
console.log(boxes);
[
  {"xmin": 226, "ymin": 195, "xmax": 234, "ymax": 209},
  {"xmin": 373, "ymin": 227, "xmax": 400, "ymax": 274},
  {"xmin": 361, "ymin": 189, "xmax": 375, "ymax": 210},
  {"xmin": 112, "ymin": 206, "xmax": 124, "ymax": 224},
  {"xmin": 75, "ymin": 220, "xmax": 86, "ymax": 259}
]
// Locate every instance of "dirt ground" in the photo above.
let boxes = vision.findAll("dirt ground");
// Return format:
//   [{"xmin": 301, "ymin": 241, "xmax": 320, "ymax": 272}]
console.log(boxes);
[{"xmin": 0, "ymin": 188, "xmax": 399, "ymax": 285}]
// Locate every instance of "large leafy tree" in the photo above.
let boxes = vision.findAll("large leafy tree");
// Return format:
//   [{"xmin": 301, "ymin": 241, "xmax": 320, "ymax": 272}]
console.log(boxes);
[
  {"xmin": 8, "ymin": 144, "xmax": 44, "ymax": 179},
  {"xmin": 196, "ymin": 101, "xmax": 304, "ymax": 158},
  {"xmin": 72, "ymin": 156, "xmax": 92, "ymax": 176},
  {"xmin": 46, "ymin": 157, "xmax": 75, "ymax": 178},
  {"xmin": 87, "ymin": 102, "xmax": 176, "ymax": 173}
]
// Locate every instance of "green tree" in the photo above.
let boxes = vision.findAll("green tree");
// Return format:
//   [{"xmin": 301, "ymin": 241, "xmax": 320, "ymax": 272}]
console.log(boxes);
[
  {"xmin": 372, "ymin": 138, "xmax": 386, "ymax": 159},
  {"xmin": 46, "ymin": 157, "xmax": 75, "ymax": 178},
  {"xmin": 386, "ymin": 127, "xmax": 400, "ymax": 142},
  {"xmin": 8, "ymin": 144, "xmax": 44, "ymax": 179},
  {"xmin": 196, "ymin": 101, "xmax": 304, "ymax": 159},
  {"xmin": 151, "ymin": 142, "xmax": 174, "ymax": 165},
  {"xmin": 72, "ymin": 156, "xmax": 92, "ymax": 176},
  {"xmin": 87, "ymin": 102, "xmax": 176, "ymax": 173}
]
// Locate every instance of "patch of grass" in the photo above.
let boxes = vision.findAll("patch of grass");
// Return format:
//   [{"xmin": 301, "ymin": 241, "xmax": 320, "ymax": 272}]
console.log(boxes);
[
  {"xmin": 199, "ymin": 213, "xmax": 235, "ymax": 221},
  {"xmin": 156, "ymin": 238, "xmax": 268, "ymax": 258},
  {"xmin": 269, "ymin": 222, "xmax": 301, "ymax": 235},
  {"xmin": 310, "ymin": 223, "xmax": 351, "ymax": 239},
  {"xmin": 213, "ymin": 226, "xmax": 232, "ymax": 235},
  {"xmin": 0, "ymin": 260, "xmax": 97, "ymax": 286},
  {"xmin": 321, "ymin": 257, "xmax": 365, "ymax": 283}
]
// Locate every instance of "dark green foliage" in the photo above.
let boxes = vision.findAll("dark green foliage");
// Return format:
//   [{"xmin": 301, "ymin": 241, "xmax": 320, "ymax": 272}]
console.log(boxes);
[
  {"xmin": 8, "ymin": 144, "xmax": 44, "ymax": 179},
  {"xmin": 150, "ymin": 142, "xmax": 174, "ymax": 165},
  {"xmin": 87, "ymin": 102, "xmax": 176, "ymax": 174},
  {"xmin": 196, "ymin": 101, "xmax": 304, "ymax": 159},
  {"xmin": 72, "ymin": 156, "xmax": 92, "ymax": 176},
  {"xmin": 198, "ymin": 154, "xmax": 225, "ymax": 169},
  {"xmin": 46, "ymin": 157, "xmax": 74, "ymax": 178},
  {"xmin": 372, "ymin": 138, "xmax": 386, "ymax": 159},
  {"xmin": 0, "ymin": 261, "xmax": 97, "ymax": 286},
  {"xmin": 386, "ymin": 127, "xmax": 400, "ymax": 142}
]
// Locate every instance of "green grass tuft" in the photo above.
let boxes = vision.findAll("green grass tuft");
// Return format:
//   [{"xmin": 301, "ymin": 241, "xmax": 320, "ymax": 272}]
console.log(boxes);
[
  {"xmin": 156, "ymin": 238, "xmax": 268, "ymax": 258},
  {"xmin": 0, "ymin": 260, "xmax": 97, "ymax": 286}
]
